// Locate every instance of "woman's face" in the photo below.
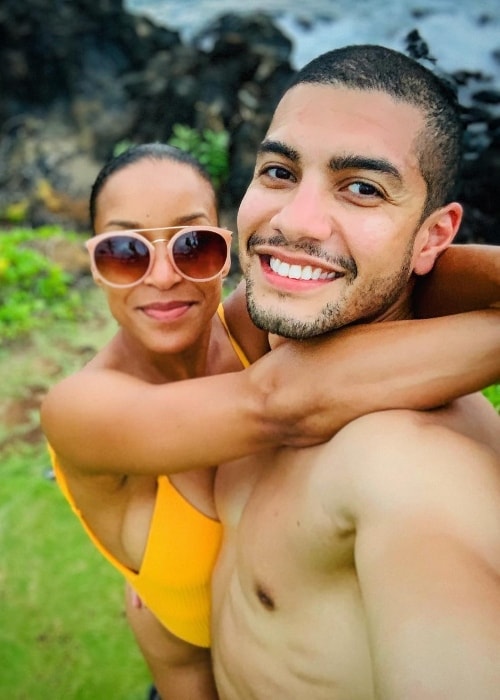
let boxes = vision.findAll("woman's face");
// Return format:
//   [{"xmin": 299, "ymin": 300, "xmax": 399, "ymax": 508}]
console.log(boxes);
[{"xmin": 92, "ymin": 158, "xmax": 224, "ymax": 356}]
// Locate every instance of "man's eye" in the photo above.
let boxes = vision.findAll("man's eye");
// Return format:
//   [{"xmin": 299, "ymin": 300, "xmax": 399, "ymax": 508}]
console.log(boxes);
[
  {"xmin": 347, "ymin": 181, "xmax": 382, "ymax": 197},
  {"xmin": 263, "ymin": 166, "xmax": 293, "ymax": 181}
]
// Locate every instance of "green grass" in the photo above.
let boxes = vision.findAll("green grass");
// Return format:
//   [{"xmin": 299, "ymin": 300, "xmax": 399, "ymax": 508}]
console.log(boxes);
[{"xmin": 0, "ymin": 442, "xmax": 151, "ymax": 699}]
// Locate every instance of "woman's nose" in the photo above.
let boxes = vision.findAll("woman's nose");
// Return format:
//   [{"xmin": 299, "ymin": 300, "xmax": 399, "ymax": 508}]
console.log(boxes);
[{"xmin": 143, "ymin": 243, "xmax": 182, "ymax": 289}]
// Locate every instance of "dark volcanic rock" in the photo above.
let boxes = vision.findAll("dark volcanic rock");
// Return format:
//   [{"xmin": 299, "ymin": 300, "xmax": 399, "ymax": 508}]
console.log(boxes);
[{"xmin": 0, "ymin": 2, "xmax": 498, "ymax": 245}]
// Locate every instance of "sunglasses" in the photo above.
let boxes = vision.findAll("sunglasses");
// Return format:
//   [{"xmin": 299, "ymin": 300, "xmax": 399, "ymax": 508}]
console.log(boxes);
[{"xmin": 86, "ymin": 226, "xmax": 232, "ymax": 287}]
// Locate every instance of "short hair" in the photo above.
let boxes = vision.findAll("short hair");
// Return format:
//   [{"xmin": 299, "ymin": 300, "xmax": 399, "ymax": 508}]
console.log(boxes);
[
  {"xmin": 286, "ymin": 44, "xmax": 463, "ymax": 218},
  {"xmin": 89, "ymin": 143, "xmax": 215, "ymax": 231}
]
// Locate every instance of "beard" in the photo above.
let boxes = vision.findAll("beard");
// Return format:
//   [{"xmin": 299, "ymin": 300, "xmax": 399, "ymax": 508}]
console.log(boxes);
[{"xmin": 245, "ymin": 247, "xmax": 414, "ymax": 339}]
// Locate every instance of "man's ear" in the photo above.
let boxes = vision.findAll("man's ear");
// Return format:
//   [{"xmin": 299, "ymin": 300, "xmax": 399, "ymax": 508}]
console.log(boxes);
[{"xmin": 412, "ymin": 202, "xmax": 463, "ymax": 276}]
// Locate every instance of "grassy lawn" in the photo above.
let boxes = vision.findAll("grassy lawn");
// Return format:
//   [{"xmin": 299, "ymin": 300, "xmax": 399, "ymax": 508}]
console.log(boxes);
[{"xmin": 0, "ymin": 443, "xmax": 150, "ymax": 700}]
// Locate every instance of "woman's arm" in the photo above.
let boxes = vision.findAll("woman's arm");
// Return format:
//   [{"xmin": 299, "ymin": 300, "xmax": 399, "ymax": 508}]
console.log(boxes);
[
  {"xmin": 41, "ymin": 308, "xmax": 500, "ymax": 474},
  {"xmin": 257, "ymin": 309, "xmax": 500, "ymax": 447},
  {"xmin": 414, "ymin": 244, "xmax": 500, "ymax": 317}
]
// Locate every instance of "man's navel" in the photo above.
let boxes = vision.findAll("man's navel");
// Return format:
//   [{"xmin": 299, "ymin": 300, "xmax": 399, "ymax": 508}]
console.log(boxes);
[{"xmin": 256, "ymin": 584, "xmax": 275, "ymax": 611}]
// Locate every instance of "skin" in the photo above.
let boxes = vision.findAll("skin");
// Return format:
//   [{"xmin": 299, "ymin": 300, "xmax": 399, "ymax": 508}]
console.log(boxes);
[{"xmin": 211, "ymin": 84, "xmax": 500, "ymax": 700}]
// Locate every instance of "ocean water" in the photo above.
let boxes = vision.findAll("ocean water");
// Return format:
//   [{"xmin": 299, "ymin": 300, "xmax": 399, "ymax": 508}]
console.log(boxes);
[{"xmin": 126, "ymin": 0, "xmax": 500, "ymax": 94}]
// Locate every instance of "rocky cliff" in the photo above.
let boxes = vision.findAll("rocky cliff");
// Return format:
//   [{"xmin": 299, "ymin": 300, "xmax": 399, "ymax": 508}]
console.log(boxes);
[{"xmin": 0, "ymin": 0, "xmax": 498, "ymax": 244}]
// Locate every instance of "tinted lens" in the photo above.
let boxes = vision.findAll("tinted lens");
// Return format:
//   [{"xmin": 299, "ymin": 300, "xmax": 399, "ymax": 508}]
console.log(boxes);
[
  {"xmin": 93, "ymin": 236, "xmax": 150, "ymax": 285},
  {"xmin": 172, "ymin": 230, "xmax": 228, "ymax": 279}
]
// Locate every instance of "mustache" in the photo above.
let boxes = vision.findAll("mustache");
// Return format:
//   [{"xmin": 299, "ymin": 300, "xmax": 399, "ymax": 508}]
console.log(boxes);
[{"xmin": 247, "ymin": 232, "xmax": 358, "ymax": 277}]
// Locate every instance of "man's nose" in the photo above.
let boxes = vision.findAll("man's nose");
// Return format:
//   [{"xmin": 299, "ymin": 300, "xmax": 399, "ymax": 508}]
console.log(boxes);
[{"xmin": 269, "ymin": 178, "xmax": 335, "ymax": 242}]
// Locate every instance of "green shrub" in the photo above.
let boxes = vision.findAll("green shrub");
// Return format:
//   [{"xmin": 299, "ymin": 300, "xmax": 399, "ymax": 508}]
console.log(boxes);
[
  {"xmin": 0, "ymin": 227, "xmax": 85, "ymax": 341},
  {"xmin": 114, "ymin": 126, "xmax": 230, "ymax": 190},
  {"xmin": 483, "ymin": 384, "xmax": 500, "ymax": 412},
  {"xmin": 0, "ymin": 199, "xmax": 30, "ymax": 224},
  {"xmin": 167, "ymin": 124, "xmax": 230, "ymax": 189},
  {"xmin": 112, "ymin": 139, "xmax": 135, "ymax": 158}
]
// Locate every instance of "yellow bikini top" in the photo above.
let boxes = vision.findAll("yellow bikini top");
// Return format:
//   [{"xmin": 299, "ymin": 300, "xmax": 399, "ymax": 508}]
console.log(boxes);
[
  {"xmin": 51, "ymin": 450, "xmax": 220, "ymax": 647},
  {"xmin": 50, "ymin": 303, "xmax": 249, "ymax": 648},
  {"xmin": 217, "ymin": 303, "xmax": 250, "ymax": 368}
]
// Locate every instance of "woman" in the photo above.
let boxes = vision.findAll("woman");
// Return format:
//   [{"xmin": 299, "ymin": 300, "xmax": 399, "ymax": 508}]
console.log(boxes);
[{"xmin": 41, "ymin": 143, "xmax": 500, "ymax": 699}]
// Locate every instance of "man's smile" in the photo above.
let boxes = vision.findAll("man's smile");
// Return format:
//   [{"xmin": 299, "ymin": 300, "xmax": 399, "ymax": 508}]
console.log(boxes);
[{"xmin": 268, "ymin": 255, "xmax": 343, "ymax": 281}]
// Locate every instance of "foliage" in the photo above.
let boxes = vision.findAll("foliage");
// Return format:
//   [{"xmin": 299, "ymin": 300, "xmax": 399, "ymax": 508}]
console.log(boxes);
[
  {"xmin": 113, "ymin": 139, "xmax": 135, "ymax": 158},
  {"xmin": 0, "ymin": 199, "xmax": 30, "ymax": 224},
  {"xmin": 167, "ymin": 123, "xmax": 230, "ymax": 189},
  {"xmin": 113, "ymin": 125, "xmax": 230, "ymax": 189},
  {"xmin": 483, "ymin": 383, "xmax": 500, "ymax": 412},
  {"xmin": 0, "ymin": 226, "xmax": 85, "ymax": 341}
]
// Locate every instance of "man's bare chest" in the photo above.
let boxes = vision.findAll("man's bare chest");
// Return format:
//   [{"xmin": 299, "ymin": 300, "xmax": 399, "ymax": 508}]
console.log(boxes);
[{"xmin": 221, "ymin": 446, "xmax": 356, "ymax": 591}]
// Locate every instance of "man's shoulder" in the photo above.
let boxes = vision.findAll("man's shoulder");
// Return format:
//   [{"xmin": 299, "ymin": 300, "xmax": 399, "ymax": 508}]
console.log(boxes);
[
  {"xmin": 335, "ymin": 394, "xmax": 499, "ymax": 456},
  {"xmin": 331, "ymin": 407, "xmax": 443, "ymax": 460},
  {"xmin": 325, "ymin": 401, "xmax": 500, "ymax": 525},
  {"xmin": 337, "ymin": 407, "xmax": 425, "ymax": 435}
]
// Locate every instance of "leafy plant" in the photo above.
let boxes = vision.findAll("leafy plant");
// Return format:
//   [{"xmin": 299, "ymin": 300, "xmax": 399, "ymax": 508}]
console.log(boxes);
[
  {"xmin": 483, "ymin": 384, "xmax": 500, "ymax": 412},
  {"xmin": 113, "ymin": 126, "xmax": 230, "ymax": 190},
  {"xmin": 112, "ymin": 139, "xmax": 135, "ymax": 157},
  {"xmin": 0, "ymin": 226, "xmax": 85, "ymax": 341},
  {"xmin": 167, "ymin": 124, "xmax": 230, "ymax": 189},
  {"xmin": 0, "ymin": 199, "xmax": 30, "ymax": 224}
]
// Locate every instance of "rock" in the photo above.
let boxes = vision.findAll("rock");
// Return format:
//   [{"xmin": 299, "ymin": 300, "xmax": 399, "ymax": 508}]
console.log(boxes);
[{"xmin": 0, "ymin": 2, "xmax": 498, "ymax": 245}]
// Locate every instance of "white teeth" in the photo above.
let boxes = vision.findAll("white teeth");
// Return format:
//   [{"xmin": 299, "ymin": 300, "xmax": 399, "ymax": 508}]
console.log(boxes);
[
  {"xmin": 277, "ymin": 260, "xmax": 290, "ymax": 276},
  {"xmin": 300, "ymin": 265, "xmax": 313, "ymax": 280},
  {"xmin": 270, "ymin": 256, "xmax": 337, "ymax": 281}
]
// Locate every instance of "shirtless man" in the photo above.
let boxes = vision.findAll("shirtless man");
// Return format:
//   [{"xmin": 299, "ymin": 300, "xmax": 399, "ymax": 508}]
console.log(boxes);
[{"xmin": 212, "ymin": 45, "xmax": 500, "ymax": 700}]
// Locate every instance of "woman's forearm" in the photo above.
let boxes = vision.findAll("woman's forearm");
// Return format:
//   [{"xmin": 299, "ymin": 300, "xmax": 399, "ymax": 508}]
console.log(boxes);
[
  {"xmin": 414, "ymin": 244, "xmax": 500, "ymax": 318},
  {"xmin": 42, "ymin": 309, "xmax": 499, "ymax": 474},
  {"xmin": 254, "ymin": 309, "xmax": 500, "ymax": 446}
]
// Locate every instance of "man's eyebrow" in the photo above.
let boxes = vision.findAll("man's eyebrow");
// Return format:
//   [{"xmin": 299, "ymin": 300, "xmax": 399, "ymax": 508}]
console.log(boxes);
[
  {"xmin": 329, "ymin": 154, "xmax": 402, "ymax": 181},
  {"xmin": 258, "ymin": 139, "xmax": 300, "ymax": 163}
]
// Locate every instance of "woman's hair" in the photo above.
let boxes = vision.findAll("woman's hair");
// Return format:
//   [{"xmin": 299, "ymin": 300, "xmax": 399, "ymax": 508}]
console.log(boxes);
[{"xmin": 89, "ymin": 143, "xmax": 216, "ymax": 231}]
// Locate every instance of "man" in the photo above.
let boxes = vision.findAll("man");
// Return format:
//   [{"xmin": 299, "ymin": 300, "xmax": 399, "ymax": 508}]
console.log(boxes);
[{"xmin": 211, "ymin": 45, "xmax": 500, "ymax": 699}]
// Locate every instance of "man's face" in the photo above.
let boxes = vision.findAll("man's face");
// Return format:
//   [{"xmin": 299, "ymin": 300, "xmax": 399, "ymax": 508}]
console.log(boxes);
[{"xmin": 237, "ymin": 84, "xmax": 432, "ymax": 338}]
